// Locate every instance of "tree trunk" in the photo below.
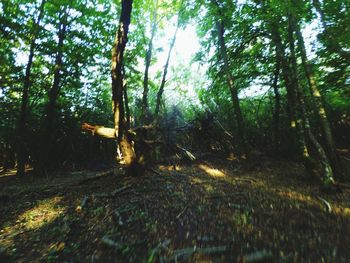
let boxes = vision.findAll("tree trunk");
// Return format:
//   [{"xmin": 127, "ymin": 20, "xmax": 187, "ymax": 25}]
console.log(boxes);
[
  {"xmin": 39, "ymin": 6, "xmax": 68, "ymax": 173},
  {"xmin": 272, "ymin": 58, "xmax": 281, "ymax": 155},
  {"xmin": 141, "ymin": 0, "xmax": 158, "ymax": 123},
  {"xmin": 270, "ymin": 22, "xmax": 318, "ymax": 179},
  {"xmin": 16, "ymin": 0, "xmax": 46, "ymax": 176},
  {"xmin": 122, "ymin": 65, "xmax": 131, "ymax": 130},
  {"xmin": 46, "ymin": 9, "xmax": 68, "ymax": 139},
  {"xmin": 292, "ymin": 13, "xmax": 342, "ymax": 179},
  {"xmin": 287, "ymin": 14, "xmax": 334, "ymax": 185},
  {"xmin": 124, "ymin": 85, "xmax": 131, "ymax": 130},
  {"xmin": 211, "ymin": 0, "xmax": 246, "ymax": 153},
  {"xmin": 155, "ymin": 19, "xmax": 179, "ymax": 117},
  {"xmin": 81, "ymin": 123, "xmax": 116, "ymax": 139},
  {"xmin": 112, "ymin": 0, "xmax": 143, "ymax": 176},
  {"xmin": 216, "ymin": 20, "xmax": 246, "ymax": 154}
]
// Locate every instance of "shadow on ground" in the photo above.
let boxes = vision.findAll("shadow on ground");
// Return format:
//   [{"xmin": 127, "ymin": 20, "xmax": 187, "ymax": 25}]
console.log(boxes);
[{"xmin": 1, "ymin": 155, "xmax": 350, "ymax": 262}]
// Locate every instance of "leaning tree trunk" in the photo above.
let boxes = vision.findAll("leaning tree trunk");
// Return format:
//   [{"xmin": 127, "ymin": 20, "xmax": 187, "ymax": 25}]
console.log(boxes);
[
  {"xmin": 141, "ymin": 0, "xmax": 158, "ymax": 123},
  {"xmin": 270, "ymin": 22, "xmax": 318, "ymax": 180},
  {"xmin": 291, "ymin": 13, "xmax": 342, "ymax": 179},
  {"xmin": 155, "ymin": 18, "xmax": 179, "ymax": 117},
  {"xmin": 216, "ymin": 20, "xmax": 247, "ymax": 154},
  {"xmin": 17, "ymin": 0, "xmax": 46, "ymax": 176},
  {"xmin": 287, "ymin": 14, "xmax": 334, "ymax": 185},
  {"xmin": 112, "ymin": 0, "xmax": 143, "ymax": 176}
]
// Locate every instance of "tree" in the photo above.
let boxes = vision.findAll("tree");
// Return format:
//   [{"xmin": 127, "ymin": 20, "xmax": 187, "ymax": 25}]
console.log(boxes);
[
  {"xmin": 289, "ymin": 7, "xmax": 342, "ymax": 179},
  {"xmin": 287, "ymin": 10, "xmax": 334, "ymax": 185},
  {"xmin": 141, "ymin": 0, "xmax": 159, "ymax": 123},
  {"xmin": 2, "ymin": 0, "xmax": 47, "ymax": 175},
  {"xmin": 40, "ymin": 3, "xmax": 69, "ymax": 172},
  {"xmin": 154, "ymin": 2, "xmax": 182, "ymax": 117},
  {"xmin": 194, "ymin": 0, "xmax": 251, "ymax": 154},
  {"xmin": 111, "ymin": 0, "xmax": 143, "ymax": 176},
  {"xmin": 30, "ymin": 0, "xmax": 118, "ymax": 173},
  {"xmin": 271, "ymin": 55, "xmax": 281, "ymax": 154}
]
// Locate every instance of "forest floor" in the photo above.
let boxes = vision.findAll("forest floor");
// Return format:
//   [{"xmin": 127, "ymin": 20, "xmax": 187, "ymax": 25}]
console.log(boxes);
[{"xmin": 1, "ymin": 151, "xmax": 350, "ymax": 262}]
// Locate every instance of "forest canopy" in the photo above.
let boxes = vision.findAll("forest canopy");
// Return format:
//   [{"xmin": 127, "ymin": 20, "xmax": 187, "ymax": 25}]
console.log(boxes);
[{"xmin": 0, "ymin": 0, "xmax": 349, "ymax": 183}]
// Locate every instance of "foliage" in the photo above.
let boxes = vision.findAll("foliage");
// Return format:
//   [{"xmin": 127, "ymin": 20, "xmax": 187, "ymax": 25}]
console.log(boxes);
[{"xmin": 0, "ymin": 0, "xmax": 349, "ymax": 174}]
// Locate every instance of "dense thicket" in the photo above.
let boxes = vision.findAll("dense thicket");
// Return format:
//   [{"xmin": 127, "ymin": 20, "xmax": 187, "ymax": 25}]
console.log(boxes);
[{"xmin": 0, "ymin": 0, "xmax": 349, "ymax": 185}]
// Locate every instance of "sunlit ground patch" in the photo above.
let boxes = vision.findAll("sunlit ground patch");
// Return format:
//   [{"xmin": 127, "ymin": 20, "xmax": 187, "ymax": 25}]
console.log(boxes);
[
  {"xmin": 198, "ymin": 164, "xmax": 226, "ymax": 178},
  {"xmin": 276, "ymin": 189, "xmax": 314, "ymax": 206},
  {"xmin": 190, "ymin": 177, "xmax": 204, "ymax": 184},
  {"xmin": 0, "ymin": 196, "xmax": 66, "ymax": 248},
  {"xmin": 18, "ymin": 197, "xmax": 66, "ymax": 230},
  {"xmin": 273, "ymin": 188, "xmax": 350, "ymax": 217},
  {"xmin": 158, "ymin": 165, "xmax": 182, "ymax": 171}
]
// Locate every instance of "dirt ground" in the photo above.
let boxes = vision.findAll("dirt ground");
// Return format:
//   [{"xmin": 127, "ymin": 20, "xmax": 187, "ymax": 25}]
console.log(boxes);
[{"xmin": 1, "ymin": 154, "xmax": 350, "ymax": 262}]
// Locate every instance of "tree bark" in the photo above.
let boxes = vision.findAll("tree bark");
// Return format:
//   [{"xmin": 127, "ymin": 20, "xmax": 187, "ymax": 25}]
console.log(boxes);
[
  {"xmin": 155, "ymin": 18, "xmax": 179, "ymax": 117},
  {"xmin": 38, "ymin": 6, "xmax": 68, "ymax": 173},
  {"xmin": 270, "ymin": 22, "xmax": 318, "ymax": 179},
  {"xmin": 46, "ymin": 8, "xmax": 68, "ymax": 139},
  {"xmin": 287, "ymin": 14, "xmax": 334, "ymax": 185},
  {"xmin": 122, "ymin": 65, "xmax": 131, "ymax": 130},
  {"xmin": 112, "ymin": 0, "xmax": 143, "ymax": 176},
  {"xmin": 82, "ymin": 123, "xmax": 116, "ymax": 139},
  {"xmin": 272, "ymin": 58, "xmax": 281, "ymax": 155},
  {"xmin": 16, "ymin": 0, "xmax": 46, "ymax": 176},
  {"xmin": 216, "ymin": 20, "xmax": 246, "ymax": 154},
  {"xmin": 291, "ymin": 13, "xmax": 342, "ymax": 179},
  {"xmin": 124, "ymin": 85, "xmax": 131, "ymax": 130},
  {"xmin": 141, "ymin": 0, "xmax": 158, "ymax": 123}
]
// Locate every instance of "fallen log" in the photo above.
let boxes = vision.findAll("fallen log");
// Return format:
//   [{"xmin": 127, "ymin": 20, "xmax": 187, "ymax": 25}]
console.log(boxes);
[
  {"xmin": 81, "ymin": 122, "xmax": 145, "ymax": 176},
  {"xmin": 81, "ymin": 123, "xmax": 116, "ymax": 139}
]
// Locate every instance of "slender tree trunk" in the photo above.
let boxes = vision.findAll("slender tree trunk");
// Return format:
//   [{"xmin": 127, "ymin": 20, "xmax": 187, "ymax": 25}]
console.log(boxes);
[
  {"xmin": 155, "ymin": 22, "xmax": 179, "ymax": 117},
  {"xmin": 121, "ymin": 65, "xmax": 131, "ymax": 130},
  {"xmin": 272, "ymin": 58, "xmax": 281, "ymax": 155},
  {"xmin": 81, "ymin": 0, "xmax": 143, "ymax": 176},
  {"xmin": 287, "ymin": 14, "xmax": 334, "ymax": 185},
  {"xmin": 46, "ymin": 9, "xmax": 68, "ymax": 139},
  {"xmin": 124, "ymin": 83, "xmax": 131, "ymax": 130},
  {"xmin": 291, "ymin": 13, "xmax": 342, "ymax": 179},
  {"xmin": 141, "ymin": 0, "xmax": 158, "ymax": 123},
  {"xmin": 211, "ymin": 0, "xmax": 246, "ymax": 153},
  {"xmin": 112, "ymin": 0, "xmax": 142, "ymax": 176},
  {"xmin": 270, "ymin": 23, "xmax": 317, "ymax": 177},
  {"xmin": 16, "ymin": 0, "xmax": 46, "ymax": 176},
  {"xmin": 216, "ymin": 20, "xmax": 246, "ymax": 153},
  {"xmin": 39, "ymin": 7, "xmax": 68, "ymax": 173}
]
